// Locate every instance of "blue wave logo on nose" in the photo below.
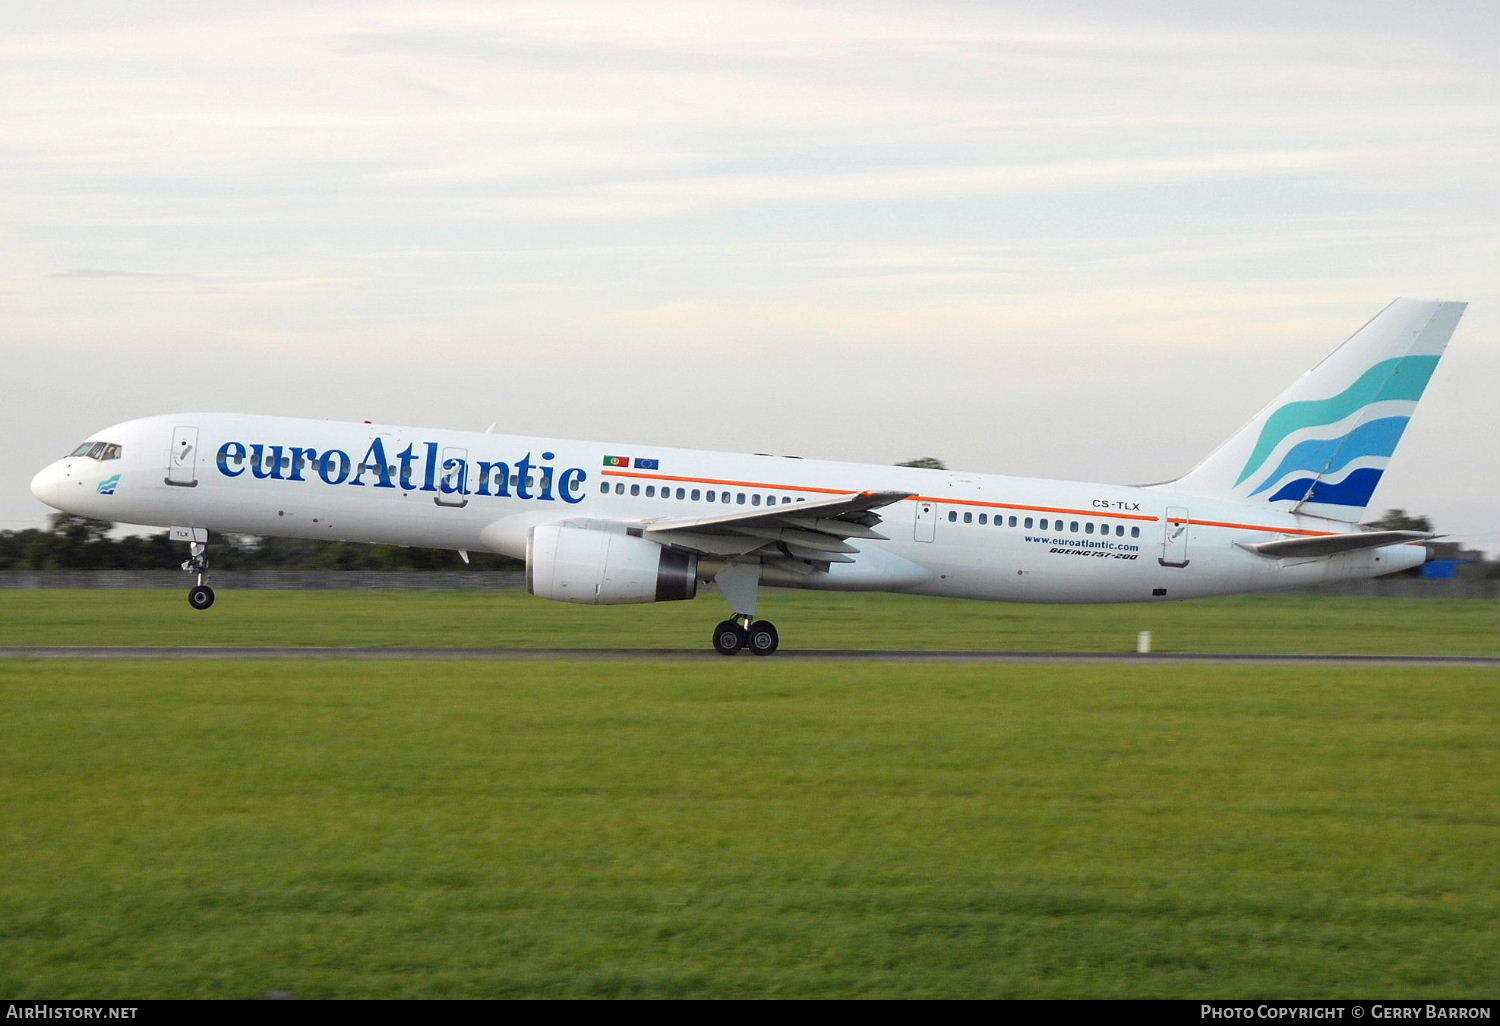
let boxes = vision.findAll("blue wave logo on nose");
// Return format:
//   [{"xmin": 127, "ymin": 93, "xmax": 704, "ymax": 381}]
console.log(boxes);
[{"xmin": 98, "ymin": 475, "xmax": 121, "ymax": 496}]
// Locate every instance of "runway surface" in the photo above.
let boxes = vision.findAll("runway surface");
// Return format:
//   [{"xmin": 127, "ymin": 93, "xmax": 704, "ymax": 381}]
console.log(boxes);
[{"xmin": 2, "ymin": 646, "xmax": 1495, "ymax": 666}]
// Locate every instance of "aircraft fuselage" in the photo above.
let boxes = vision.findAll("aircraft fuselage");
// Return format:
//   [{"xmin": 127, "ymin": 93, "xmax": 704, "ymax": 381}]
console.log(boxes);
[{"xmin": 31, "ymin": 411, "xmax": 1423, "ymax": 607}]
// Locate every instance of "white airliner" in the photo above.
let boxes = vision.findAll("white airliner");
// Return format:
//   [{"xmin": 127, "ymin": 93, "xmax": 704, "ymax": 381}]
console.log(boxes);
[{"xmin": 30, "ymin": 298, "xmax": 1465, "ymax": 654}]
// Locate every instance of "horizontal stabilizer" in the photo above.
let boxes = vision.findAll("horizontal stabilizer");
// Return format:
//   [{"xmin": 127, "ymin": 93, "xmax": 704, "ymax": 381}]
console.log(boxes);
[{"xmin": 1235, "ymin": 530, "xmax": 1434, "ymax": 559}]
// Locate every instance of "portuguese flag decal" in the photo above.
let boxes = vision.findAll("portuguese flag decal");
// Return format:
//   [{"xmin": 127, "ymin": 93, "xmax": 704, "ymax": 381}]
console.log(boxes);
[{"xmin": 603, "ymin": 456, "xmax": 630, "ymax": 467}]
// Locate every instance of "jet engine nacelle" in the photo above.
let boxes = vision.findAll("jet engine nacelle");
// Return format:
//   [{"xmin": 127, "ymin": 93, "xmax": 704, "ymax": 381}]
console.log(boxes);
[{"xmin": 526, "ymin": 524, "xmax": 698, "ymax": 605}]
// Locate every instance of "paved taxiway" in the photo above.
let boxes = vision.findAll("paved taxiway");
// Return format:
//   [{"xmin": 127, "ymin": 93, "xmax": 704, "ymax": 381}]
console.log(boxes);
[{"xmin": 1, "ymin": 647, "xmax": 1494, "ymax": 667}]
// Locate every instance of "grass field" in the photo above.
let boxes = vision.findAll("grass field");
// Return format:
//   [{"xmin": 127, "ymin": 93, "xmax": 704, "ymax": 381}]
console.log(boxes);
[
  {"xmin": 1, "ymin": 589, "xmax": 1497, "ymax": 655},
  {"xmin": 1, "ymin": 592, "xmax": 1496, "ymax": 998}
]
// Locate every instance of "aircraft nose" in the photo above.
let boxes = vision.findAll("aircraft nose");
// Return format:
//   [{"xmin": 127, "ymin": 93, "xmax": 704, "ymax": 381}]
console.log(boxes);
[{"xmin": 30, "ymin": 461, "xmax": 62, "ymax": 509}]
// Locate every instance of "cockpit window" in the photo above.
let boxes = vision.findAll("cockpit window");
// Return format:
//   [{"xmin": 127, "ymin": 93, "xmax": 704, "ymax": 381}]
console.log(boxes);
[{"xmin": 68, "ymin": 441, "xmax": 122, "ymax": 460}]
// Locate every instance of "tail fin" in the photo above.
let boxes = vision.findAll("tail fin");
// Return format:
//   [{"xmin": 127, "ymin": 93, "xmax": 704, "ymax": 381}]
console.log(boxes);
[{"xmin": 1169, "ymin": 298, "xmax": 1465, "ymax": 523}]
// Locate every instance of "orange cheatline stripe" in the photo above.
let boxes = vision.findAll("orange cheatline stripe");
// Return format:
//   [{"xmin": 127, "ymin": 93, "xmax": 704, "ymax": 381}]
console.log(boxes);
[
  {"xmin": 1177, "ymin": 517, "xmax": 1418, "ymax": 542},
  {"xmin": 1183, "ymin": 517, "xmax": 1333, "ymax": 537},
  {"xmin": 603, "ymin": 470, "xmax": 1154, "ymax": 521},
  {"xmin": 600, "ymin": 470, "xmax": 1361, "ymax": 539},
  {"xmin": 601, "ymin": 469, "xmax": 854, "ymax": 495}
]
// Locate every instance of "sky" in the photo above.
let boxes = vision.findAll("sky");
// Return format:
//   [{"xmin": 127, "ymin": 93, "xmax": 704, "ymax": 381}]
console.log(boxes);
[{"xmin": 4, "ymin": 0, "xmax": 1497, "ymax": 552}]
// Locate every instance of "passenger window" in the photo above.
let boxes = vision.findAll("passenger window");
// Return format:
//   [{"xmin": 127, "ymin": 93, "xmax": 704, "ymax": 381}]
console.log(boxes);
[
  {"xmin": 963, "ymin": 512, "xmax": 972, "ymax": 524},
  {"xmin": 1131, "ymin": 527, "xmax": 1141, "ymax": 539},
  {"xmin": 978, "ymin": 513, "xmax": 987, "ymax": 525},
  {"xmin": 736, "ymin": 493, "xmax": 745, "ymax": 504},
  {"xmin": 691, "ymin": 489, "xmax": 701, "ymax": 501},
  {"xmin": 1085, "ymin": 523, "xmax": 1095, "ymax": 535},
  {"xmin": 676, "ymin": 488, "xmax": 685, "ymax": 500},
  {"xmin": 599, "ymin": 483, "xmax": 609, "ymax": 494},
  {"xmin": 1008, "ymin": 516, "xmax": 1017, "ymax": 527},
  {"xmin": 1070, "ymin": 521, "xmax": 1079, "ymax": 532},
  {"xmin": 630, "ymin": 484, "xmax": 640, "ymax": 496},
  {"xmin": 948, "ymin": 511, "xmax": 957, "ymax": 522},
  {"xmin": 1024, "ymin": 517, "xmax": 1033, "ymax": 529},
  {"xmin": 645, "ymin": 485, "xmax": 656, "ymax": 497},
  {"xmin": 615, "ymin": 483, "xmax": 624, "ymax": 494},
  {"xmin": 752, "ymin": 494, "xmax": 761, "ymax": 506}
]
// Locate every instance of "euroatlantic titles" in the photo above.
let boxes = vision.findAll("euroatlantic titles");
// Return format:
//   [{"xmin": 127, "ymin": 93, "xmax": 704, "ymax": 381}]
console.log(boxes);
[{"xmin": 214, "ymin": 438, "xmax": 588, "ymax": 503}]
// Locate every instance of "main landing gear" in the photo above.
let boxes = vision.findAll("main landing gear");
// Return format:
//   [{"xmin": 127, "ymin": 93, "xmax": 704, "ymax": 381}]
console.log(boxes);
[
  {"xmin": 712, "ymin": 616, "xmax": 780, "ymax": 656},
  {"xmin": 709, "ymin": 562, "xmax": 778, "ymax": 655},
  {"xmin": 182, "ymin": 540, "xmax": 215, "ymax": 610}
]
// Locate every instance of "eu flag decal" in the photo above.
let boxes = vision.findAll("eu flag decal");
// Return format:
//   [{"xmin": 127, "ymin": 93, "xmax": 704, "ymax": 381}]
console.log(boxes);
[{"xmin": 634, "ymin": 458, "xmax": 660, "ymax": 470}]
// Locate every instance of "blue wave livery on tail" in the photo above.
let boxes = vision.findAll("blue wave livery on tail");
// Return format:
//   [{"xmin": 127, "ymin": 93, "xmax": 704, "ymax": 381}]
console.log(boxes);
[{"xmin": 1173, "ymin": 299, "xmax": 1465, "ymax": 523}]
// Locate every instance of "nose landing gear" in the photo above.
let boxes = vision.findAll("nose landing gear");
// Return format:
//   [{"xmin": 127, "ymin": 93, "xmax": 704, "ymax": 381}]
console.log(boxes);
[{"xmin": 181, "ymin": 540, "xmax": 215, "ymax": 610}]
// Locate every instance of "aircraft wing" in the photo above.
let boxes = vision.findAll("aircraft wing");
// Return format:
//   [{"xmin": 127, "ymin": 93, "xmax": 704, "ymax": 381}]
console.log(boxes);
[
  {"xmin": 636, "ymin": 489, "xmax": 913, "ymax": 573},
  {"xmin": 1235, "ymin": 530, "xmax": 1435, "ymax": 559}
]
